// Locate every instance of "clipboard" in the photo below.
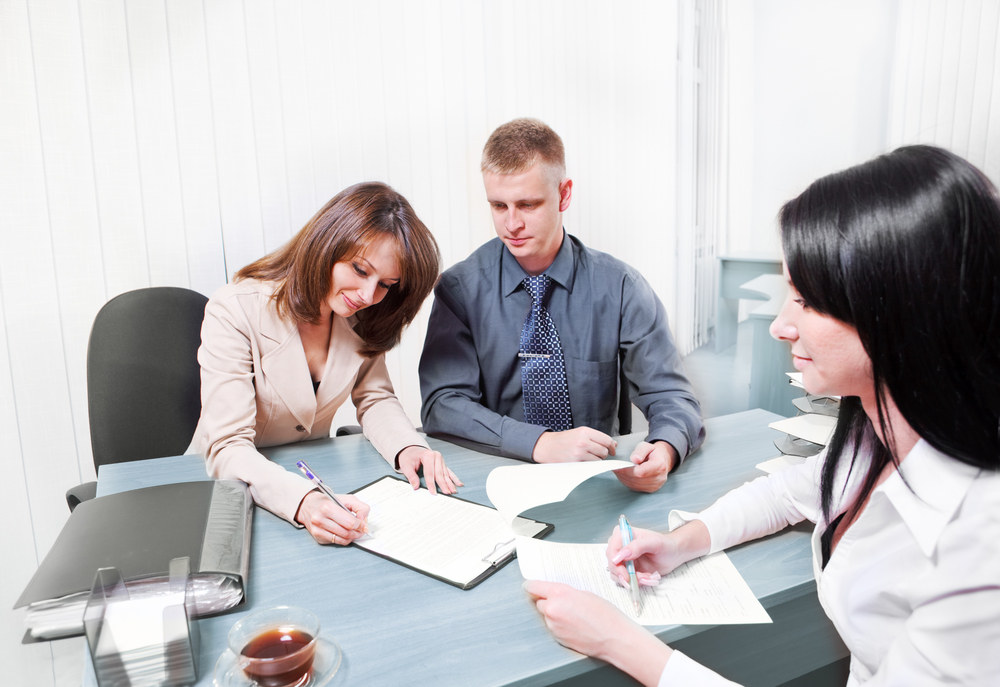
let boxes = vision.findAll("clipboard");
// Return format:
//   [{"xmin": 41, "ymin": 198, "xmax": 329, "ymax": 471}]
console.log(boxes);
[{"xmin": 349, "ymin": 476, "xmax": 553, "ymax": 590}]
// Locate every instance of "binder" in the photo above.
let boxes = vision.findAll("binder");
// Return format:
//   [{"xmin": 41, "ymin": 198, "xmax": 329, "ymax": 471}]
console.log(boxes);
[
  {"xmin": 16, "ymin": 480, "xmax": 253, "ymax": 642},
  {"xmin": 350, "ymin": 476, "xmax": 553, "ymax": 590}
]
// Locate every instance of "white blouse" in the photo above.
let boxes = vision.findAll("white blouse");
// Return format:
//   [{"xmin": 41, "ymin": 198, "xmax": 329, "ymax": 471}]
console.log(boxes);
[{"xmin": 658, "ymin": 439, "xmax": 1000, "ymax": 686}]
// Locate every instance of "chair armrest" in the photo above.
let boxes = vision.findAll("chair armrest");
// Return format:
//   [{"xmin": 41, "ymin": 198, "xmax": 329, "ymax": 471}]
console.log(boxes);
[{"xmin": 66, "ymin": 481, "xmax": 98, "ymax": 512}]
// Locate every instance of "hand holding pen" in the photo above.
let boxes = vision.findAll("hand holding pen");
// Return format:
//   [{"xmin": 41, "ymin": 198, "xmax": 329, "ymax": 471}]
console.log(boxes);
[
  {"xmin": 294, "ymin": 460, "xmax": 371, "ymax": 546},
  {"xmin": 618, "ymin": 515, "xmax": 643, "ymax": 615}
]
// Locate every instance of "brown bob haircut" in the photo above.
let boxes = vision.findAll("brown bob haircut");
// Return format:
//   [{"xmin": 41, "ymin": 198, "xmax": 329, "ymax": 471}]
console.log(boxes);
[{"xmin": 236, "ymin": 181, "xmax": 440, "ymax": 357}]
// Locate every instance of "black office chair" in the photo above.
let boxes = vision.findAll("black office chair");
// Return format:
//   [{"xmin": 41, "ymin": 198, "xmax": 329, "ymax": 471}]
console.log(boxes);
[{"xmin": 66, "ymin": 287, "xmax": 209, "ymax": 511}]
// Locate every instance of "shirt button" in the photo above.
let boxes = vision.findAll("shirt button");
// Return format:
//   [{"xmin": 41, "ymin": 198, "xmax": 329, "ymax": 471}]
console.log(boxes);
[{"xmin": 295, "ymin": 425, "xmax": 306, "ymax": 432}]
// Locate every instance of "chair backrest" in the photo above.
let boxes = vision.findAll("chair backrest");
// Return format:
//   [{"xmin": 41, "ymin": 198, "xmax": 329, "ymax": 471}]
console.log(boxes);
[{"xmin": 87, "ymin": 287, "xmax": 208, "ymax": 468}]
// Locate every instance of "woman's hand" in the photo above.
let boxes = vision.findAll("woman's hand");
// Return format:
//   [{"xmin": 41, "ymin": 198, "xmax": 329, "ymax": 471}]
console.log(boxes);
[
  {"xmin": 606, "ymin": 520, "xmax": 711, "ymax": 587},
  {"xmin": 396, "ymin": 446, "xmax": 463, "ymax": 495},
  {"xmin": 295, "ymin": 491, "xmax": 371, "ymax": 545},
  {"xmin": 523, "ymin": 580, "xmax": 672, "ymax": 687}
]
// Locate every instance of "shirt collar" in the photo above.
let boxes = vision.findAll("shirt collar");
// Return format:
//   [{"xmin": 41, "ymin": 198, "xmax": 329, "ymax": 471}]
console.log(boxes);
[
  {"xmin": 878, "ymin": 438, "xmax": 982, "ymax": 558},
  {"xmin": 501, "ymin": 229, "xmax": 576, "ymax": 297}
]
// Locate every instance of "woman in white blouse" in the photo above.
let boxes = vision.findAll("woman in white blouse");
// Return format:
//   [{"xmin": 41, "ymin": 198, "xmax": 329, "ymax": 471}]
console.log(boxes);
[{"xmin": 524, "ymin": 145, "xmax": 1000, "ymax": 685}]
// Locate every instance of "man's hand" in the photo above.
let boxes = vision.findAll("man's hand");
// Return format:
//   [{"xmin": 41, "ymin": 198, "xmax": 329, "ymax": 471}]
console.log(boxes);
[
  {"xmin": 532, "ymin": 427, "xmax": 617, "ymax": 463},
  {"xmin": 613, "ymin": 441, "xmax": 676, "ymax": 493}
]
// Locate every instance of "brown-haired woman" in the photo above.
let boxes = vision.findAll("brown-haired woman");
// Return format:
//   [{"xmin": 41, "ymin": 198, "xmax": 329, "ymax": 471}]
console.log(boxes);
[{"xmin": 192, "ymin": 182, "xmax": 461, "ymax": 545}]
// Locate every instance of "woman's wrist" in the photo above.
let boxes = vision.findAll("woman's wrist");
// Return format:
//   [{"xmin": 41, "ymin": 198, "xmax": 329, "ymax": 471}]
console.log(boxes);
[
  {"xmin": 599, "ymin": 619, "xmax": 673, "ymax": 687},
  {"xmin": 670, "ymin": 520, "xmax": 712, "ymax": 566}
]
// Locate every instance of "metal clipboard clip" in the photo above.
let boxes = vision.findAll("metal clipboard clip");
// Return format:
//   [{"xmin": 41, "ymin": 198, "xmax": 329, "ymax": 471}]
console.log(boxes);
[{"xmin": 482, "ymin": 538, "xmax": 517, "ymax": 567}]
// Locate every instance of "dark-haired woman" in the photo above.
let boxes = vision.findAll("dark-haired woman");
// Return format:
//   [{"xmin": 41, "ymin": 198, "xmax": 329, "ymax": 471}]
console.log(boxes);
[
  {"xmin": 192, "ymin": 182, "xmax": 461, "ymax": 545},
  {"xmin": 525, "ymin": 146, "xmax": 1000, "ymax": 685}
]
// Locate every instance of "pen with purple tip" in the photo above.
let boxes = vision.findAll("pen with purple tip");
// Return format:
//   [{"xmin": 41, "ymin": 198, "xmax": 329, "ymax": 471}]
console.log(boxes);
[
  {"xmin": 296, "ymin": 460, "xmax": 369, "ymax": 535},
  {"xmin": 619, "ymin": 514, "xmax": 642, "ymax": 615}
]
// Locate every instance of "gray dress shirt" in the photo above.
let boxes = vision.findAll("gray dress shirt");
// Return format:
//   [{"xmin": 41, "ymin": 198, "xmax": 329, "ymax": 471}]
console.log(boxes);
[{"xmin": 419, "ymin": 232, "xmax": 705, "ymax": 462}]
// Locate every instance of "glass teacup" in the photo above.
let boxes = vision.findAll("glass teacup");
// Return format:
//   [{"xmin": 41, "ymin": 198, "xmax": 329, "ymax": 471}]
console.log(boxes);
[{"xmin": 227, "ymin": 606, "xmax": 320, "ymax": 687}]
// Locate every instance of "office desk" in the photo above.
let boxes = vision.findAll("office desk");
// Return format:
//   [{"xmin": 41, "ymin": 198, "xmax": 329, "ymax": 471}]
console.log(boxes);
[{"xmin": 84, "ymin": 409, "xmax": 846, "ymax": 686}]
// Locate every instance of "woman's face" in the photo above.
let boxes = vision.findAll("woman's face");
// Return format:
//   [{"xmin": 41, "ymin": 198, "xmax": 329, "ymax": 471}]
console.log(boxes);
[
  {"xmin": 327, "ymin": 236, "xmax": 401, "ymax": 319},
  {"xmin": 770, "ymin": 266, "xmax": 873, "ymax": 401}
]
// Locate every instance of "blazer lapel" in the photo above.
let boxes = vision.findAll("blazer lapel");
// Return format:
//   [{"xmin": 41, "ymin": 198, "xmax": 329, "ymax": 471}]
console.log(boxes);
[{"xmin": 257, "ymin": 300, "xmax": 317, "ymax": 431}]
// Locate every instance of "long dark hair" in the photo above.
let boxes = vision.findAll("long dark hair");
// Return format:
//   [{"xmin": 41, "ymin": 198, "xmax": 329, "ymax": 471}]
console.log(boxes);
[
  {"xmin": 779, "ymin": 145, "xmax": 1000, "ymax": 522},
  {"xmin": 237, "ymin": 182, "xmax": 440, "ymax": 357}
]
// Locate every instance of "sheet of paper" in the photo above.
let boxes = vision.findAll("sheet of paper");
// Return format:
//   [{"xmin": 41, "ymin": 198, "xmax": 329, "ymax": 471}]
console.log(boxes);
[
  {"xmin": 354, "ymin": 477, "xmax": 545, "ymax": 584},
  {"xmin": 517, "ymin": 537, "xmax": 770, "ymax": 626},
  {"xmin": 756, "ymin": 454, "xmax": 807, "ymax": 474},
  {"xmin": 769, "ymin": 413, "xmax": 837, "ymax": 446},
  {"xmin": 486, "ymin": 460, "xmax": 634, "ymax": 525}
]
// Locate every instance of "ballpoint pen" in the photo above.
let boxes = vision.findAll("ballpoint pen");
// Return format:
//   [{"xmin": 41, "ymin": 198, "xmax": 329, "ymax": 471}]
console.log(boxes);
[
  {"xmin": 296, "ymin": 460, "xmax": 369, "ymax": 534},
  {"xmin": 619, "ymin": 514, "xmax": 642, "ymax": 615}
]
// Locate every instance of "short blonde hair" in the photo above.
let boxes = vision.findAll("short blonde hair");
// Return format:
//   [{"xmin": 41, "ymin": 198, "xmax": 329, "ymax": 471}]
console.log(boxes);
[{"xmin": 481, "ymin": 118, "xmax": 566, "ymax": 181}]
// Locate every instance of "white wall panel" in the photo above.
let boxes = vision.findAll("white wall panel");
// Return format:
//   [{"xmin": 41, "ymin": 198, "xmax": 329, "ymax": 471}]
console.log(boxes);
[
  {"xmin": 125, "ymin": 0, "xmax": 191, "ymax": 288},
  {"xmin": 79, "ymin": 0, "xmax": 149, "ymax": 297},
  {"xmin": 164, "ymin": 0, "xmax": 227, "ymax": 295},
  {"xmin": 244, "ymin": 0, "xmax": 294, "ymax": 255},
  {"xmin": 28, "ymin": 0, "xmax": 106, "ymax": 486},
  {"xmin": 889, "ymin": 0, "xmax": 1000, "ymax": 183},
  {"xmin": 204, "ymin": 0, "xmax": 265, "ymax": 279},
  {"xmin": 1, "ymin": 1, "xmax": 79, "ymax": 683}
]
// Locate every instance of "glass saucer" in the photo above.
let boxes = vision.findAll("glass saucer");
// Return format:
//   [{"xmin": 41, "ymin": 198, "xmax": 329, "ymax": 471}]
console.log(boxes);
[{"xmin": 214, "ymin": 633, "xmax": 342, "ymax": 687}]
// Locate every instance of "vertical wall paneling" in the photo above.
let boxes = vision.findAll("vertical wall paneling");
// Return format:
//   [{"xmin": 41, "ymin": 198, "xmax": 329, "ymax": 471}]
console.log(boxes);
[
  {"xmin": 968, "ymin": 2, "xmax": 999, "ymax": 172},
  {"xmin": 29, "ymin": 0, "xmax": 106, "ymax": 486},
  {"xmin": 244, "ymin": 0, "xmax": 293, "ymax": 255},
  {"xmin": 888, "ymin": 0, "xmax": 1000, "ymax": 183},
  {"xmin": 203, "ymin": 0, "xmax": 265, "ymax": 278},
  {"xmin": 164, "ymin": 0, "xmax": 227, "ymax": 296},
  {"xmin": 124, "ymin": 0, "xmax": 191, "ymax": 288},
  {"xmin": 79, "ymin": 0, "xmax": 149, "ymax": 297},
  {"xmin": 273, "ymin": 0, "xmax": 317, "ymax": 234},
  {"xmin": 1, "ymin": 1, "xmax": 76, "ymax": 683}
]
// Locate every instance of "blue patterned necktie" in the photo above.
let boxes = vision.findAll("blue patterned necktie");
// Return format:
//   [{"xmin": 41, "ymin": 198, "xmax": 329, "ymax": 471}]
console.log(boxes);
[{"xmin": 519, "ymin": 275, "xmax": 572, "ymax": 431}]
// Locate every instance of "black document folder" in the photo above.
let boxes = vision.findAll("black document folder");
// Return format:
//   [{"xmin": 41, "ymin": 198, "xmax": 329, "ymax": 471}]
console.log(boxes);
[{"xmin": 16, "ymin": 480, "xmax": 253, "ymax": 642}]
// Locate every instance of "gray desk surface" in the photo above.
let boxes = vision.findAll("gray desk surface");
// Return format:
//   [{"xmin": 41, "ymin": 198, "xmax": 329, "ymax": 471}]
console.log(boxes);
[{"xmin": 84, "ymin": 409, "xmax": 846, "ymax": 686}]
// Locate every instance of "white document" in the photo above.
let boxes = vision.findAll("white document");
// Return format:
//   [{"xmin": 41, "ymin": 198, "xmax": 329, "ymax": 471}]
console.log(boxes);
[
  {"xmin": 769, "ymin": 413, "xmax": 837, "ymax": 446},
  {"xmin": 517, "ymin": 537, "xmax": 771, "ymax": 626},
  {"xmin": 353, "ymin": 477, "xmax": 547, "ymax": 587},
  {"xmin": 756, "ymin": 454, "xmax": 807, "ymax": 474},
  {"xmin": 486, "ymin": 460, "xmax": 634, "ymax": 525}
]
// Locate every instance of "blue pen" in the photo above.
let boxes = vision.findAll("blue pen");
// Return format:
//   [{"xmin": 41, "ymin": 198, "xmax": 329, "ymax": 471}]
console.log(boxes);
[
  {"xmin": 619, "ymin": 514, "xmax": 642, "ymax": 615},
  {"xmin": 296, "ymin": 460, "xmax": 368, "ymax": 534}
]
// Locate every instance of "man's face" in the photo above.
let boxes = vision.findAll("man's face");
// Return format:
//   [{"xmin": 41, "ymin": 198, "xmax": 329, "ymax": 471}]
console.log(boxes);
[{"xmin": 483, "ymin": 164, "xmax": 572, "ymax": 276}]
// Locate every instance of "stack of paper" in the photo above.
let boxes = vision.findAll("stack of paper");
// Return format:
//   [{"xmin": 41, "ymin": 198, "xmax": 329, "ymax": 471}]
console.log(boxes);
[
  {"xmin": 487, "ymin": 461, "xmax": 772, "ymax": 627},
  {"xmin": 756, "ymin": 374, "xmax": 840, "ymax": 474},
  {"xmin": 91, "ymin": 594, "xmax": 197, "ymax": 687}
]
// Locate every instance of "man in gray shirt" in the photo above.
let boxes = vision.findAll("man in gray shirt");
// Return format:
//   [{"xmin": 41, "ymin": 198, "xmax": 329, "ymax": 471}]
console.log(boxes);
[{"xmin": 419, "ymin": 118, "xmax": 704, "ymax": 492}]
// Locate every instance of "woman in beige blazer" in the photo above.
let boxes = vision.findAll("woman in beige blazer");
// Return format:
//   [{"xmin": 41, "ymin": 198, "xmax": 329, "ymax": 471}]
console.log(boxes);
[{"xmin": 192, "ymin": 182, "xmax": 461, "ymax": 545}]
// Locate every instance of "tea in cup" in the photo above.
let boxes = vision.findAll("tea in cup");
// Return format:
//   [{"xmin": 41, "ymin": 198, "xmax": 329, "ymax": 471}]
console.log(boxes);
[{"xmin": 228, "ymin": 606, "xmax": 320, "ymax": 687}]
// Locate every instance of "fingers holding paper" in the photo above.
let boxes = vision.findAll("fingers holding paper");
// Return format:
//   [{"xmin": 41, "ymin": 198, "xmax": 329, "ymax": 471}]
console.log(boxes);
[
  {"xmin": 296, "ymin": 490, "xmax": 371, "ymax": 545},
  {"xmin": 532, "ymin": 427, "xmax": 618, "ymax": 463},
  {"xmin": 613, "ymin": 441, "xmax": 674, "ymax": 493},
  {"xmin": 396, "ymin": 445, "xmax": 462, "ymax": 495}
]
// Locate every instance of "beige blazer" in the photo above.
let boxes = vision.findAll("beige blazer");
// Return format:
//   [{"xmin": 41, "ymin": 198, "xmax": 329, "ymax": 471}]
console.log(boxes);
[{"xmin": 191, "ymin": 279, "xmax": 428, "ymax": 524}]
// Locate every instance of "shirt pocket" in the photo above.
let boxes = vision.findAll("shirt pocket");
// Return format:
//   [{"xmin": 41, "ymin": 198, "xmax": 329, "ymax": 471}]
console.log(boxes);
[{"xmin": 563, "ymin": 356, "xmax": 619, "ymax": 432}]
